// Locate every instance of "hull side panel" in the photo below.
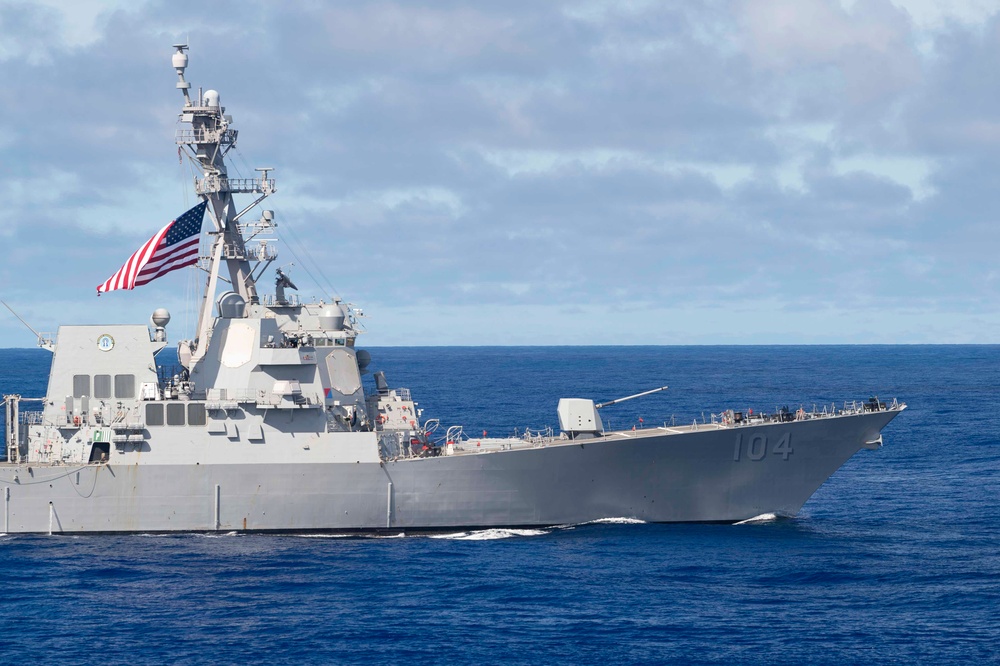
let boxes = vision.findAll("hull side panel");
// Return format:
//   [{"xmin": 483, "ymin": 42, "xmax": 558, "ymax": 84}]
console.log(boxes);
[{"xmin": 0, "ymin": 410, "xmax": 900, "ymax": 533}]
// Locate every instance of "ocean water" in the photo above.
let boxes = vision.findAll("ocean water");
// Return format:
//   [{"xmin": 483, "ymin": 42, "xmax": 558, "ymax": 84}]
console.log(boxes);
[{"xmin": 1, "ymin": 345, "xmax": 997, "ymax": 665}]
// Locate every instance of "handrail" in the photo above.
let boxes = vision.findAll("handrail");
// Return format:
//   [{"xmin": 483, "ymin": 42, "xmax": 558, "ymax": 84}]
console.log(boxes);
[
  {"xmin": 175, "ymin": 128, "xmax": 238, "ymax": 144},
  {"xmin": 195, "ymin": 175, "xmax": 275, "ymax": 195}
]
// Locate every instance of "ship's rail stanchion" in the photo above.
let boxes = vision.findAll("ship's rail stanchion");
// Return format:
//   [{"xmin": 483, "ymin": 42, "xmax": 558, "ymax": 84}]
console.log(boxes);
[
  {"xmin": 261, "ymin": 294, "xmax": 301, "ymax": 307},
  {"xmin": 37, "ymin": 332, "xmax": 55, "ymax": 350},
  {"xmin": 195, "ymin": 176, "xmax": 275, "ymax": 196},
  {"xmin": 175, "ymin": 127, "xmax": 237, "ymax": 145},
  {"xmin": 521, "ymin": 426, "xmax": 555, "ymax": 445},
  {"xmin": 711, "ymin": 396, "xmax": 902, "ymax": 430},
  {"xmin": 21, "ymin": 411, "xmax": 45, "ymax": 425},
  {"xmin": 207, "ymin": 388, "xmax": 322, "ymax": 409}
]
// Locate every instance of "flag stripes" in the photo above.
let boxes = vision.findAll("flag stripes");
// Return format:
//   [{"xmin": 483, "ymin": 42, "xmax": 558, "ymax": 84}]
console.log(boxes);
[{"xmin": 97, "ymin": 201, "xmax": 207, "ymax": 294}]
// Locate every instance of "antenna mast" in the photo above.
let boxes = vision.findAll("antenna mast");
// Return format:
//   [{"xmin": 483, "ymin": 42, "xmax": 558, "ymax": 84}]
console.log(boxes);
[{"xmin": 172, "ymin": 45, "xmax": 276, "ymax": 370}]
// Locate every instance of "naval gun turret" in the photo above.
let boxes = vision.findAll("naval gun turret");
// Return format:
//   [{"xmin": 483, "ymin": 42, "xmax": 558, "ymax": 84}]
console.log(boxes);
[{"xmin": 558, "ymin": 386, "xmax": 669, "ymax": 439}]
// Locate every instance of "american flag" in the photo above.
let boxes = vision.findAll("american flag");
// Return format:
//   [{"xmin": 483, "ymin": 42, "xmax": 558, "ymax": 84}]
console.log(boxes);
[{"xmin": 96, "ymin": 201, "xmax": 207, "ymax": 294}]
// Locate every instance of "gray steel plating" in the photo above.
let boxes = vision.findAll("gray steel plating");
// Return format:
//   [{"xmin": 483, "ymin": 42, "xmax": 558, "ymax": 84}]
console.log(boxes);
[{"xmin": 0, "ymin": 408, "xmax": 902, "ymax": 534}]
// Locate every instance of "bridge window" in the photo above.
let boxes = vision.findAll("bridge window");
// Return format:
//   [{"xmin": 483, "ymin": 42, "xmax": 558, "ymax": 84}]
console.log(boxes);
[
  {"xmin": 73, "ymin": 375, "xmax": 90, "ymax": 398},
  {"xmin": 166, "ymin": 403, "xmax": 185, "ymax": 426},
  {"xmin": 145, "ymin": 403, "xmax": 164, "ymax": 426},
  {"xmin": 114, "ymin": 374, "xmax": 135, "ymax": 399},
  {"xmin": 94, "ymin": 375, "xmax": 112, "ymax": 399},
  {"xmin": 187, "ymin": 403, "xmax": 207, "ymax": 426}
]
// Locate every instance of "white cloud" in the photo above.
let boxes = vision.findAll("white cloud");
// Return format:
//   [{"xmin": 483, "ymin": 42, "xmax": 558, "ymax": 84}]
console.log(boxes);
[
  {"xmin": 741, "ymin": 0, "xmax": 906, "ymax": 69},
  {"xmin": 480, "ymin": 148, "xmax": 754, "ymax": 189},
  {"xmin": 315, "ymin": 4, "xmax": 522, "ymax": 63},
  {"xmin": 37, "ymin": 0, "xmax": 148, "ymax": 45},
  {"xmin": 2, "ymin": 0, "xmax": 999, "ymax": 344},
  {"xmin": 0, "ymin": 0, "xmax": 151, "ymax": 63},
  {"xmin": 832, "ymin": 155, "xmax": 936, "ymax": 199},
  {"xmin": 884, "ymin": 0, "xmax": 998, "ymax": 28}
]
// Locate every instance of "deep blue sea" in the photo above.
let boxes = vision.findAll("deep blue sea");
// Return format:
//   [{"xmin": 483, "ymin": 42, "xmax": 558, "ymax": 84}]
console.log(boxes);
[{"xmin": 1, "ymin": 345, "xmax": 997, "ymax": 665}]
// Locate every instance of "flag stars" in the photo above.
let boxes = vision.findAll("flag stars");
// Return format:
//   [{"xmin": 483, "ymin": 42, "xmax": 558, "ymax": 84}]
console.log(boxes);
[{"xmin": 96, "ymin": 200, "xmax": 207, "ymax": 294}]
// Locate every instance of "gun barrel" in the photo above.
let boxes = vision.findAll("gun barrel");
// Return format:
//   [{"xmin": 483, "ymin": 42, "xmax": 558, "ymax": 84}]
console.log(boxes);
[{"xmin": 596, "ymin": 385, "xmax": 669, "ymax": 409}]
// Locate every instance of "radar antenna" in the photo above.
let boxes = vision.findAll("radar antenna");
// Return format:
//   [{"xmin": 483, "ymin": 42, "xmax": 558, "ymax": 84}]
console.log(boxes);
[{"xmin": 172, "ymin": 43, "xmax": 191, "ymax": 106}]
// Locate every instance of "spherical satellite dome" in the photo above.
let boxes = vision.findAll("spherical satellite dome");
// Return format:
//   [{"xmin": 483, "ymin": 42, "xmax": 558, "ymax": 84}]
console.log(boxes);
[{"xmin": 151, "ymin": 308, "xmax": 171, "ymax": 328}]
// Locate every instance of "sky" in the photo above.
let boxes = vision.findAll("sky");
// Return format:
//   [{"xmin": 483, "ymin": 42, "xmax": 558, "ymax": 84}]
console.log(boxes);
[{"xmin": 2, "ymin": 0, "xmax": 1000, "ymax": 346}]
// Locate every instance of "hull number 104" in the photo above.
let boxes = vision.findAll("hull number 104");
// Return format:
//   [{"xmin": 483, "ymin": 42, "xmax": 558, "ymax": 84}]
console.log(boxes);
[{"xmin": 733, "ymin": 432, "xmax": 793, "ymax": 461}]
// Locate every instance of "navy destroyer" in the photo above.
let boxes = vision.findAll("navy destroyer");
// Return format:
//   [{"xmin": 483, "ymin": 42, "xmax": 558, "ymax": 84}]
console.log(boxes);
[{"xmin": 0, "ymin": 46, "xmax": 905, "ymax": 534}]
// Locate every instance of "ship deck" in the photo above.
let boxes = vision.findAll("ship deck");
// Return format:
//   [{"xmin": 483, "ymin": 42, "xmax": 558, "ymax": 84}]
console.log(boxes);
[{"xmin": 422, "ymin": 398, "xmax": 904, "ymax": 458}]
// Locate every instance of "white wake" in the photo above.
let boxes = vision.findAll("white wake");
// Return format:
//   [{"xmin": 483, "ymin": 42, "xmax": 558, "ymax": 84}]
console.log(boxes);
[
  {"xmin": 734, "ymin": 513, "xmax": 781, "ymax": 525},
  {"xmin": 429, "ymin": 528, "xmax": 549, "ymax": 540}
]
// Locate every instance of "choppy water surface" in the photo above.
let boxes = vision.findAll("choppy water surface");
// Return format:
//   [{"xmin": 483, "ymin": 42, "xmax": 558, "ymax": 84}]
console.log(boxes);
[{"xmin": 1, "ymin": 346, "xmax": 997, "ymax": 664}]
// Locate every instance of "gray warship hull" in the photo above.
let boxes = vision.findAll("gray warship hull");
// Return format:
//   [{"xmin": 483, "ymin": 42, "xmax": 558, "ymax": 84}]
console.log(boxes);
[{"xmin": 0, "ymin": 408, "xmax": 900, "ymax": 534}]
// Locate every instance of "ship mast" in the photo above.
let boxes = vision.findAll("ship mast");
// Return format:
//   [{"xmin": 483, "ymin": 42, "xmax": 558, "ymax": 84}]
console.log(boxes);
[{"xmin": 172, "ymin": 44, "xmax": 276, "ymax": 368}]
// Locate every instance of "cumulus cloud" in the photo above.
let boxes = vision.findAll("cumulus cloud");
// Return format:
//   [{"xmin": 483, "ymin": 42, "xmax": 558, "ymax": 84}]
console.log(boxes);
[{"xmin": 0, "ymin": 0, "xmax": 998, "ymax": 344}]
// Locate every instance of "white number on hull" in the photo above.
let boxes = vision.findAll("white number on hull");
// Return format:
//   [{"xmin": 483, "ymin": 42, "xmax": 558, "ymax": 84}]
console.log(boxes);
[{"xmin": 733, "ymin": 432, "xmax": 793, "ymax": 461}]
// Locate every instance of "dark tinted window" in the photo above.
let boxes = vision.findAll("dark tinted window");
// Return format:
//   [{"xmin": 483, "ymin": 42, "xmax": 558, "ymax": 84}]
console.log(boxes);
[
  {"xmin": 94, "ymin": 375, "xmax": 112, "ymax": 399},
  {"xmin": 145, "ymin": 403, "xmax": 164, "ymax": 426},
  {"xmin": 187, "ymin": 403, "xmax": 207, "ymax": 426},
  {"xmin": 114, "ymin": 374, "xmax": 135, "ymax": 399},
  {"xmin": 166, "ymin": 403, "xmax": 185, "ymax": 426},
  {"xmin": 73, "ymin": 375, "xmax": 90, "ymax": 398}
]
